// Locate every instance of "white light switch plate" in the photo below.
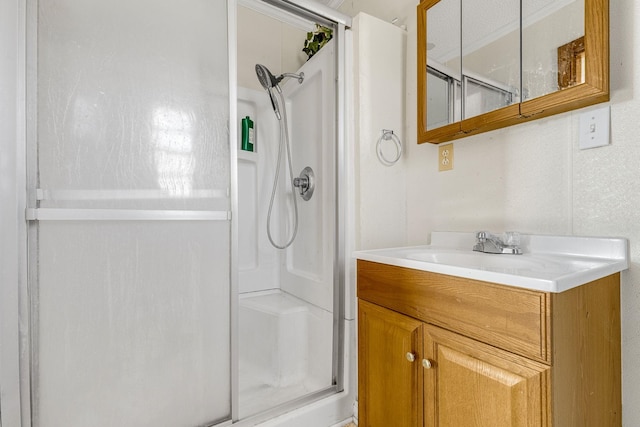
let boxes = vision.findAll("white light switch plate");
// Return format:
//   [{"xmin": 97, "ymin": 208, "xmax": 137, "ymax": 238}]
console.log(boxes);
[{"xmin": 579, "ymin": 105, "xmax": 610, "ymax": 150}]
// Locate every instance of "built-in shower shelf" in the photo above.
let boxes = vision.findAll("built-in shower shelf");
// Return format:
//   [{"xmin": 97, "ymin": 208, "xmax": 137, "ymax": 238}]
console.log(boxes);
[{"xmin": 237, "ymin": 150, "xmax": 258, "ymax": 161}]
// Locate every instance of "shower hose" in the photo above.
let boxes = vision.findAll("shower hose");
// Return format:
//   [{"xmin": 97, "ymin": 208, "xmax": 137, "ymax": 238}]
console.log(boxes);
[{"xmin": 266, "ymin": 88, "xmax": 299, "ymax": 249}]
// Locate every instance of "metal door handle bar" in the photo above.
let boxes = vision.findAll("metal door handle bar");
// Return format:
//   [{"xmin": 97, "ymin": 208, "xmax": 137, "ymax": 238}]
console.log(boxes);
[
  {"xmin": 35, "ymin": 188, "xmax": 229, "ymax": 201},
  {"xmin": 26, "ymin": 208, "xmax": 231, "ymax": 221}
]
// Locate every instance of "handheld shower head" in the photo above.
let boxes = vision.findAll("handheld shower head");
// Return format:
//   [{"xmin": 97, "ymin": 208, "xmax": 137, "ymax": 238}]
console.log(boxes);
[
  {"xmin": 255, "ymin": 64, "xmax": 305, "ymax": 89},
  {"xmin": 255, "ymin": 64, "xmax": 279, "ymax": 90},
  {"xmin": 255, "ymin": 64, "xmax": 282, "ymax": 119},
  {"xmin": 255, "ymin": 64, "xmax": 305, "ymax": 120}
]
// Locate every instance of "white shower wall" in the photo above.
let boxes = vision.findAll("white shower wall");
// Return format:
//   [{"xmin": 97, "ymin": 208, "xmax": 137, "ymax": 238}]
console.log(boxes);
[
  {"xmin": 237, "ymin": 40, "xmax": 336, "ymax": 313},
  {"xmin": 238, "ymin": 86, "xmax": 281, "ymax": 293},
  {"xmin": 280, "ymin": 41, "xmax": 337, "ymax": 313},
  {"xmin": 236, "ymin": 39, "xmax": 337, "ymax": 420}
]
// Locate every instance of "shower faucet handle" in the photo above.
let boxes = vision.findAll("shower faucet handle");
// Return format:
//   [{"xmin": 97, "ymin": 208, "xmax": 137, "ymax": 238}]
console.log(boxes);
[
  {"xmin": 293, "ymin": 176, "xmax": 309, "ymax": 190},
  {"xmin": 293, "ymin": 167, "xmax": 315, "ymax": 201}
]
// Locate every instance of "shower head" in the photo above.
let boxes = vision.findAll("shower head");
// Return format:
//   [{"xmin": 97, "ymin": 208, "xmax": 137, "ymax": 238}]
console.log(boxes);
[
  {"xmin": 255, "ymin": 64, "xmax": 305, "ymax": 120},
  {"xmin": 255, "ymin": 64, "xmax": 279, "ymax": 91},
  {"xmin": 256, "ymin": 64, "xmax": 282, "ymax": 120},
  {"xmin": 255, "ymin": 64, "xmax": 305, "ymax": 89}
]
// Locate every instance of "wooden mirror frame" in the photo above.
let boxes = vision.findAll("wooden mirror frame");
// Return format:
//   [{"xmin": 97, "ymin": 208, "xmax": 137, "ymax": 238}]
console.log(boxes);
[{"xmin": 417, "ymin": 0, "xmax": 609, "ymax": 144}]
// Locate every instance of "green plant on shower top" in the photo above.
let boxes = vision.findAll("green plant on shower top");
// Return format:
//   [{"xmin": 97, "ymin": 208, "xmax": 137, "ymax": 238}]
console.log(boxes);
[{"xmin": 303, "ymin": 25, "xmax": 333, "ymax": 60}]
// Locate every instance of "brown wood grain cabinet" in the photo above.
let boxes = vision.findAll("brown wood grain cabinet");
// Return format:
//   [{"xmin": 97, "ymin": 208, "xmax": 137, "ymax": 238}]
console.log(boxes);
[{"xmin": 357, "ymin": 260, "xmax": 621, "ymax": 427}]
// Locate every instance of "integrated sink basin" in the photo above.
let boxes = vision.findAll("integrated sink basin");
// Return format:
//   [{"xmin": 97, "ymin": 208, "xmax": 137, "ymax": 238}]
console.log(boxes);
[
  {"xmin": 354, "ymin": 232, "xmax": 629, "ymax": 292},
  {"xmin": 407, "ymin": 250, "xmax": 545, "ymax": 270}
]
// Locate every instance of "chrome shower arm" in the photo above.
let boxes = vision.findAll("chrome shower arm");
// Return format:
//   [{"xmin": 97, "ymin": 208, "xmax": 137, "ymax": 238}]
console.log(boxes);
[{"xmin": 277, "ymin": 72, "xmax": 305, "ymax": 85}]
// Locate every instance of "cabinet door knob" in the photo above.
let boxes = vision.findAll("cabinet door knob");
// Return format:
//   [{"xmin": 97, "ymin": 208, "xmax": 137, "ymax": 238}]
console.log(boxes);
[
  {"xmin": 422, "ymin": 359, "xmax": 433, "ymax": 369},
  {"xmin": 406, "ymin": 352, "xmax": 416, "ymax": 362}
]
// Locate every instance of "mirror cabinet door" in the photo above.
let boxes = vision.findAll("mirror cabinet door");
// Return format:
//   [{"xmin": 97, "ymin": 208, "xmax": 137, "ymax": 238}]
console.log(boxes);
[
  {"xmin": 522, "ymin": 0, "xmax": 585, "ymax": 102},
  {"xmin": 425, "ymin": 0, "xmax": 461, "ymax": 131},
  {"xmin": 418, "ymin": 0, "xmax": 463, "ymax": 141},
  {"xmin": 520, "ymin": 0, "xmax": 607, "ymax": 117},
  {"xmin": 461, "ymin": 0, "xmax": 520, "ymax": 120}
]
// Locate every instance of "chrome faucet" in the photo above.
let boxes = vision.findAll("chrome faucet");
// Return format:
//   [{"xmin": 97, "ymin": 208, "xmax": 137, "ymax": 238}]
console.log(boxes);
[{"xmin": 473, "ymin": 231, "xmax": 522, "ymax": 254}]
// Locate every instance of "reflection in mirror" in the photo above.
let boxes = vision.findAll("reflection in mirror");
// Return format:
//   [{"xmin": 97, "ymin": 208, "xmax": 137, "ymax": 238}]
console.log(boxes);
[
  {"xmin": 522, "ymin": 0, "xmax": 585, "ymax": 100},
  {"xmin": 427, "ymin": 65, "xmax": 461, "ymax": 129},
  {"xmin": 461, "ymin": 0, "xmax": 520, "ymax": 119},
  {"xmin": 464, "ymin": 77, "xmax": 513, "ymax": 118},
  {"xmin": 558, "ymin": 36, "xmax": 585, "ymax": 89},
  {"xmin": 426, "ymin": 0, "xmax": 461, "ymax": 130}
]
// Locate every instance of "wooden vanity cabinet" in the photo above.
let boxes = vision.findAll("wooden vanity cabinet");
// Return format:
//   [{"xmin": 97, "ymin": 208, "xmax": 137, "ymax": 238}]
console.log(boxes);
[
  {"xmin": 358, "ymin": 300, "xmax": 424, "ymax": 427},
  {"xmin": 357, "ymin": 260, "xmax": 621, "ymax": 427}
]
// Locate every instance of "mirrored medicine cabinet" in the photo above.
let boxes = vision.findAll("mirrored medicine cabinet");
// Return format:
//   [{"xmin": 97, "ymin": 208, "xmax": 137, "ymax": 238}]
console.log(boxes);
[{"xmin": 417, "ymin": 0, "xmax": 609, "ymax": 144}]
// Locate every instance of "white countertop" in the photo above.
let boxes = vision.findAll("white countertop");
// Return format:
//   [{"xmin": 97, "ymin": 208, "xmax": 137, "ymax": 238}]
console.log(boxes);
[{"xmin": 354, "ymin": 232, "xmax": 629, "ymax": 293}]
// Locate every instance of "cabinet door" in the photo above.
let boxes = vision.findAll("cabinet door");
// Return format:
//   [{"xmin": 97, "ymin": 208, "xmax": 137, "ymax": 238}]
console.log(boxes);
[
  {"xmin": 423, "ymin": 325, "xmax": 550, "ymax": 427},
  {"xmin": 358, "ymin": 300, "xmax": 424, "ymax": 427}
]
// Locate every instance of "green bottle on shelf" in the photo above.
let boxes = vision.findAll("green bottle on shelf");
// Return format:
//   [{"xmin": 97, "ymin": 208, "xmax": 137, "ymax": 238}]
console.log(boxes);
[{"xmin": 241, "ymin": 116, "xmax": 254, "ymax": 152}]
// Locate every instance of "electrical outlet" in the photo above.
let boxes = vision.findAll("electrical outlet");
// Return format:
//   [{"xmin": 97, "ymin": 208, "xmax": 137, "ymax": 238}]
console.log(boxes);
[{"xmin": 438, "ymin": 143, "xmax": 454, "ymax": 171}]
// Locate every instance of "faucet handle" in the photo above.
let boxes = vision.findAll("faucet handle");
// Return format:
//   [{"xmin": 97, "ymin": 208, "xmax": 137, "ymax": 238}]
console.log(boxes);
[
  {"xmin": 503, "ymin": 231, "xmax": 521, "ymax": 247},
  {"xmin": 476, "ymin": 231, "xmax": 492, "ymax": 242}
]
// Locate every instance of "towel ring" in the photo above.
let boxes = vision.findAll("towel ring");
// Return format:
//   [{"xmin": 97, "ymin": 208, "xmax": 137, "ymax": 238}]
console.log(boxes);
[{"xmin": 376, "ymin": 129, "xmax": 402, "ymax": 166}]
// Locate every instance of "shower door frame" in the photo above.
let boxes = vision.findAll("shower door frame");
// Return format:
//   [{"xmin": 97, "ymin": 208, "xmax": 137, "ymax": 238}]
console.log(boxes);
[
  {"xmin": 229, "ymin": 0, "xmax": 352, "ymax": 424},
  {"xmin": 0, "ymin": 0, "xmax": 28, "ymax": 425}
]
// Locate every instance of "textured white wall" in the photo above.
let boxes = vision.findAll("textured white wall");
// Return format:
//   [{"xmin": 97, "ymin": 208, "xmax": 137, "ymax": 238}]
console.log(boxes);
[
  {"xmin": 352, "ymin": 13, "xmax": 408, "ymax": 250},
  {"xmin": 347, "ymin": 0, "xmax": 640, "ymax": 424}
]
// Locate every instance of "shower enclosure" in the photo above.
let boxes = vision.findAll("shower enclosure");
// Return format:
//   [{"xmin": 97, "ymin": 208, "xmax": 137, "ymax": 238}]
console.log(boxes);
[
  {"xmin": 18, "ymin": 0, "xmax": 351, "ymax": 426},
  {"xmin": 236, "ymin": 2, "xmax": 339, "ymax": 415}
]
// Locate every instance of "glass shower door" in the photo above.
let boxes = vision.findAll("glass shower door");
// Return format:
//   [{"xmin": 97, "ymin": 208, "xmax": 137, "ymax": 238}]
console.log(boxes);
[{"xmin": 28, "ymin": 1, "xmax": 231, "ymax": 426}]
